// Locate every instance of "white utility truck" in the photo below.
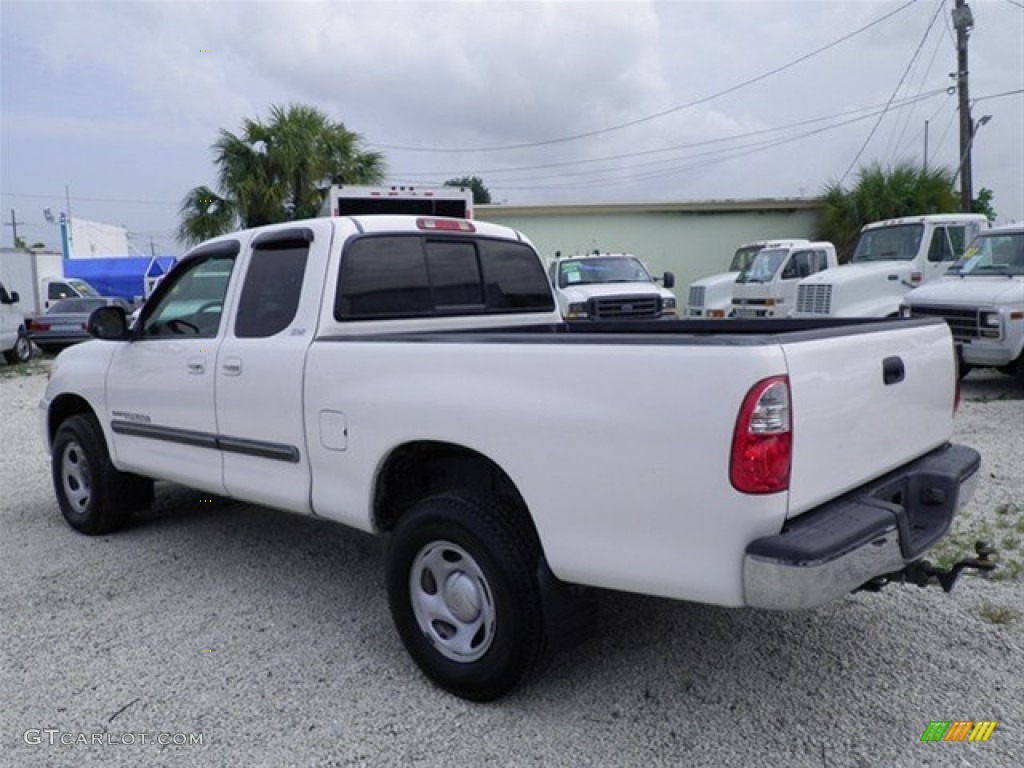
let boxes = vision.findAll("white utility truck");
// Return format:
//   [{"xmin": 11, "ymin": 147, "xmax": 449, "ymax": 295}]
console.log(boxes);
[
  {"xmin": 793, "ymin": 213, "xmax": 988, "ymax": 319},
  {"xmin": 319, "ymin": 184, "xmax": 473, "ymax": 219},
  {"xmin": 548, "ymin": 252, "xmax": 676, "ymax": 320},
  {"xmin": 0, "ymin": 250, "xmax": 101, "ymax": 315},
  {"xmin": 904, "ymin": 223, "xmax": 1024, "ymax": 382},
  {"xmin": 42, "ymin": 214, "xmax": 989, "ymax": 701},
  {"xmin": 0, "ymin": 278, "xmax": 33, "ymax": 364},
  {"xmin": 731, "ymin": 242, "xmax": 838, "ymax": 319},
  {"xmin": 686, "ymin": 239, "xmax": 809, "ymax": 318}
]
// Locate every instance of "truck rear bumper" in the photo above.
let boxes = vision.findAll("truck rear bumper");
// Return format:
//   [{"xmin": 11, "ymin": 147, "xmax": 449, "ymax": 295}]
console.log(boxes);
[{"xmin": 743, "ymin": 443, "xmax": 980, "ymax": 610}]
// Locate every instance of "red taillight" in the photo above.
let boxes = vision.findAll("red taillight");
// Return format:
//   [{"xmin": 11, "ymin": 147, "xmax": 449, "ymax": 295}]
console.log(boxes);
[
  {"xmin": 30, "ymin": 321, "xmax": 50, "ymax": 331},
  {"xmin": 416, "ymin": 217, "xmax": 475, "ymax": 232},
  {"xmin": 911, "ymin": 271, "xmax": 923, "ymax": 283},
  {"xmin": 730, "ymin": 375, "xmax": 792, "ymax": 494}
]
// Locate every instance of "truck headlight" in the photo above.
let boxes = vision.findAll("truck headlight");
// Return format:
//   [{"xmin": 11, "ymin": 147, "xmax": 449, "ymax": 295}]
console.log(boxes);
[
  {"xmin": 980, "ymin": 311, "xmax": 1001, "ymax": 337},
  {"xmin": 566, "ymin": 302, "xmax": 588, "ymax": 319},
  {"xmin": 662, "ymin": 297, "xmax": 677, "ymax": 312}
]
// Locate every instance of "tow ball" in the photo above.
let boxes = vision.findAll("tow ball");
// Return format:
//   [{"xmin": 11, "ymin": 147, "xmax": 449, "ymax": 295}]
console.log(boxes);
[{"xmin": 861, "ymin": 541, "xmax": 998, "ymax": 594}]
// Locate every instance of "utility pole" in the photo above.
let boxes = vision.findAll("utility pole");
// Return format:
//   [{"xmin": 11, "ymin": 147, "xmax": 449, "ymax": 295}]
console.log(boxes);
[
  {"xmin": 5, "ymin": 209, "xmax": 25, "ymax": 248},
  {"xmin": 953, "ymin": 0, "xmax": 974, "ymax": 212},
  {"xmin": 924, "ymin": 120, "xmax": 929, "ymax": 173}
]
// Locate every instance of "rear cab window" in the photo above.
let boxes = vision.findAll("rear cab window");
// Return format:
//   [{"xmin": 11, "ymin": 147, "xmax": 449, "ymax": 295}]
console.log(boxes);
[{"xmin": 335, "ymin": 235, "xmax": 554, "ymax": 320}]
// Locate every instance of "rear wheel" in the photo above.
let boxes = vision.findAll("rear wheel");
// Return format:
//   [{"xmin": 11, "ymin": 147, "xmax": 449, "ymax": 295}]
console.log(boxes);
[
  {"xmin": 386, "ymin": 491, "xmax": 544, "ymax": 701},
  {"xmin": 2, "ymin": 331, "xmax": 32, "ymax": 364},
  {"xmin": 52, "ymin": 414, "xmax": 153, "ymax": 534}
]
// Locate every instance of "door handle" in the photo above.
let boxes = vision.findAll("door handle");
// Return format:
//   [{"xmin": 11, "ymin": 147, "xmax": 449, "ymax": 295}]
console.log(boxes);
[
  {"xmin": 186, "ymin": 358, "xmax": 205, "ymax": 375},
  {"xmin": 882, "ymin": 356, "xmax": 905, "ymax": 385},
  {"xmin": 222, "ymin": 357, "xmax": 242, "ymax": 376}
]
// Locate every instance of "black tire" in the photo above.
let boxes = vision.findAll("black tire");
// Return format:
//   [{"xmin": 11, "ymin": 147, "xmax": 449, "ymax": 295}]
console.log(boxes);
[
  {"xmin": 51, "ymin": 414, "xmax": 153, "ymax": 534},
  {"xmin": 2, "ymin": 331, "xmax": 32, "ymax": 364},
  {"xmin": 386, "ymin": 491, "xmax": 544, "ymax": 701}
]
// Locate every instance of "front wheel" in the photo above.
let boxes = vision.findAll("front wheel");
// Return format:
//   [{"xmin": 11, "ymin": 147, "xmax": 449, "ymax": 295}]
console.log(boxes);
[
  {"xmin": 51, "ymin": 414, "xmax": 153, "ymax": 534},
  {"xmin": 386, "ymin": 492, "xmax": 544, "ymax": 701},
  {"xmin": 2, "ymin": 331, "xmax": 32, "ymax": 364}
]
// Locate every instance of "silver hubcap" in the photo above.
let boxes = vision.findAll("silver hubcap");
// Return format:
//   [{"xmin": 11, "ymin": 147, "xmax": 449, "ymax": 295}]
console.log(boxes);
[
  {"xmin": 61, "ymin": 440, "xmax": 92, "ymax": 513},
  {"xmin": 15, "ymin": 336, "xmax": 31, "ymax": 359},
  {"xmin": 409, "ymin": 541, "xmax": 496, "ymax": 662}
]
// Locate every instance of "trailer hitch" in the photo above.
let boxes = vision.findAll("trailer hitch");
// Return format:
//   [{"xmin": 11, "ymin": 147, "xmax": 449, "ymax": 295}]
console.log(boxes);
[{"xmin": 860, "ymin": 541, "xmax": 997, "ymax": 594}]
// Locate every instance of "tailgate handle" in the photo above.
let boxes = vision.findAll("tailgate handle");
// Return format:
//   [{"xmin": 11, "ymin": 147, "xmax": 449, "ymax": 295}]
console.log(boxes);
[{"xmin": 883, "ymin": 356, "xmax": 905, "ymax": 385}]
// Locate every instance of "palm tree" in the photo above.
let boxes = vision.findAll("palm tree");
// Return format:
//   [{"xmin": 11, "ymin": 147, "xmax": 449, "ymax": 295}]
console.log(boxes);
[
  {"xmin": 818, "ymin": 161, "xmax": 959, "ymax": 262},
  {"xmin": 178, "ymin": 104, "xmax": 386, "ymax": 246}
]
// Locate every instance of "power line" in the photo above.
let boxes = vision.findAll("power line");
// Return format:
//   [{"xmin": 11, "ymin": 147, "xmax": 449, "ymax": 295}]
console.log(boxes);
[
  {"xmin": 838, "ymin": 0, "xmax": 945, "ymax": 184},
  {"xmin": 369, "ymin": 0, "xmax": 920, "ymax": 154},
  {"xmin": 391, "ymin": 90, "xmax": 947, "ymax": 182}
]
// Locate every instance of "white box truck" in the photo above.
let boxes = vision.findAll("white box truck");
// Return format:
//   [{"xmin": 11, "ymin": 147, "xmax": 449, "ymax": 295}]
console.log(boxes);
[
  {"xmin": 0, "ymin": 251, "xmax": 101, "ymax": 316},
  {"xmin": 319, "ymin": 184, "xmax": 473, "ymax": 219}
]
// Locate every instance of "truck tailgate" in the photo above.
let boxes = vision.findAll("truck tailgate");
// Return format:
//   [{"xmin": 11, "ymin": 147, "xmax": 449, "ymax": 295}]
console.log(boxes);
[{"xmin": 782, "ymin": 319, "xmax": 957, "ymax": 519}]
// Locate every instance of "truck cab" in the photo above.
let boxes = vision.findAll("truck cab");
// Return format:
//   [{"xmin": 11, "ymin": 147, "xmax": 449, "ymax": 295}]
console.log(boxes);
[
  {"xmin": 793, "ymin": 214, "xmax": 988, "ymax": 318},
  {"xmin": 731, "ymin": 242, "xmax": 837, "ymax": 319},
  {"xmin": 42, "ymin": 276, "xmax": 101, "ymax": 311},
  {"xmin": 904, "ymin": 223, "xmax": 1024, "ymax": 381},
  {"xmin": 548, "ymin": 252, "xmax": 676, "ymax": 320},
  {"xmin": 686, "ymin": 239, "xmax": 808, "ymax": 318},
  {"xmin": 0, "ymin": 279, "xmax": 32, "ymax": 364}
]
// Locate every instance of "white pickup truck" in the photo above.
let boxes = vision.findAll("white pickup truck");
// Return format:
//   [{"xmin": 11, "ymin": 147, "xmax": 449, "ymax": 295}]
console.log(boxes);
[
  {"xmin": 904, "ymin": 223, "xmax": 1024, "ymax": 382},
  {"xmin": 548, "ymin": 252, "xmax": 676, "ymax": 320},
  {"xmin": 41, "ymin": 214, "xmax": 988, "ymax": 700},
  {"xmin": 793, "ymin": 213, "xmax": 988, "ymax": 319}
]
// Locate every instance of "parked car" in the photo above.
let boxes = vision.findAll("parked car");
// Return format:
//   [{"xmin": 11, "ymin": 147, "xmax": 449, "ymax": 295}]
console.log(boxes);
[
  {"xmin": 548, "ymin": 252, "xmax": 676, "ymax": 320},
  {"xmin": 28, "ymin": 297, "xmax": 133, "ymax": 355}
]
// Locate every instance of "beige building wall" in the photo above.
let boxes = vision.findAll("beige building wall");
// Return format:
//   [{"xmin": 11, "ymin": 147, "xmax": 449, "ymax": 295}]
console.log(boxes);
[{"xmin": 477, "ymin": 199, "xmax": 823, "ymax": 295}]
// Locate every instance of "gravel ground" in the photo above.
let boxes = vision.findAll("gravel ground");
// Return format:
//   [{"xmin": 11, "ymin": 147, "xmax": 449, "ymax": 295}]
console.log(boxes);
[{"xmin": 1, "ymin": 363, "xmax": 1022, "ymax": 768}]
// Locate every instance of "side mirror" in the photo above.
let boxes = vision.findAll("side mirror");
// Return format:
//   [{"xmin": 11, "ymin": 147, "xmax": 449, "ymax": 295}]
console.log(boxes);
[
  {"xmin": 9, "ymin": 291, "xmax": 20, "ymax": 304},
  {"xmin": 88, "ymin": 306, "xmax": 131, "ymax": 341},
  {"xmin": 662, "ymin": 272, "xmax": 675, "ymax": 289}
]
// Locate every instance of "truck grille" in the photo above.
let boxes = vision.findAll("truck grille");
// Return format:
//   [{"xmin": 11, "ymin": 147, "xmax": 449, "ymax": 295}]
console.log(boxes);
[
  {"xmin": 909, "ymin": 305, "xmax": 980, "ymax": 341},
  {"xmin": 688, "ymin": 285, "xmax": 706, "ymax": 309},
  {"xmin": 796, "ymin": 284, "xmax": 832, "ymax": 315},
  {"xmin": 589, "ymin": 295, "xmax": 661, "ymax": 319}
]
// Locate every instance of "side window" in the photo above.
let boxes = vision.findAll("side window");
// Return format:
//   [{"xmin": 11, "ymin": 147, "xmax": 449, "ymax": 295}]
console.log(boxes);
[
  {"xmin": 338, "ymin": 237, "xmax": 431, "ymax": 318},
  {"xmin": 479, "ymin": 240, "xmax": 556, "ymax": 310},
  {"xmin": 48, "ymin": 282, "xmax": 74, "ymax": 300},
  {"xmin": 947, "ymin": 226, "xmax": 967, "ymax": 258},
  {"xmin": 142, "ymin": 254, "xmax": 236, "ymax": 338},
  {"xmin": 234, "ymin": 244, "xmax": 309, "ymax": 338},
  {"xmin": 781, "ymin": 255, "xmax": 799, "ymax": 280},
  {"xmin": 927, "ymin": 227, "xmax": 953, "ymax": 262},
  {"xmin": 425, "ymin": 241, "xmax": 484, "ymax": 308}
]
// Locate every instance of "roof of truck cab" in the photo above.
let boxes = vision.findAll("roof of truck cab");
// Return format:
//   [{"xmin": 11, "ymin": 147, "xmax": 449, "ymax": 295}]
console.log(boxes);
[{"xmin": 861, "ymin": 213, "xmax": 989, "ymax": 230}]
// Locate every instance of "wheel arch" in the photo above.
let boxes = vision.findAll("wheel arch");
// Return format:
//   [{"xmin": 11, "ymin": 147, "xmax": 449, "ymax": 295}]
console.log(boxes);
[
  {"xmin": 46, "ymin": 393, "xmax": 98, "ymax": 450},
  {"xmin": 372, "ymin": 440, "xmax": 536, "ymax": 538}
]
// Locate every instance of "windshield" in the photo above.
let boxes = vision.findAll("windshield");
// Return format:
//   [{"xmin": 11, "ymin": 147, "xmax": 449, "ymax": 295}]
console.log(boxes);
[
  {"xmin": 851, "ymin": 224, "xmax": 924, "ymax": 263},
  {"xmin": 947, "ymin": 231, "xmax": 1024, "ymax": 276},
  {"xmin": 737, "ymin": 248, "xmax": 787, "ymax": 283},
  {"xmin": 557, "ymin": 257, "xmax": 652, "ymax": 288},
  {"xmin": 728, "ymin": 246, "xmax": 763, "ymax": 272},
  {"xmin": 66, "ymin": 279, "xmax": 101, "ymax": 297}
]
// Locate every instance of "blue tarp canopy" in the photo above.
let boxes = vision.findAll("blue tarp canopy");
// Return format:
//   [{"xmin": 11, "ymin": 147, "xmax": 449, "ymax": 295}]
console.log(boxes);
[{"xmin": 63, "ymin": 257, "xmax": 176, "ymax": 301}]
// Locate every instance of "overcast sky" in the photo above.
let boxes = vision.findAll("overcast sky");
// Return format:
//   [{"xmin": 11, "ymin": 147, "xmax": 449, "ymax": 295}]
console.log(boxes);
[{"xmin": 1, "ymin": 0, "xmax": 1021, "ymax": 256}]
